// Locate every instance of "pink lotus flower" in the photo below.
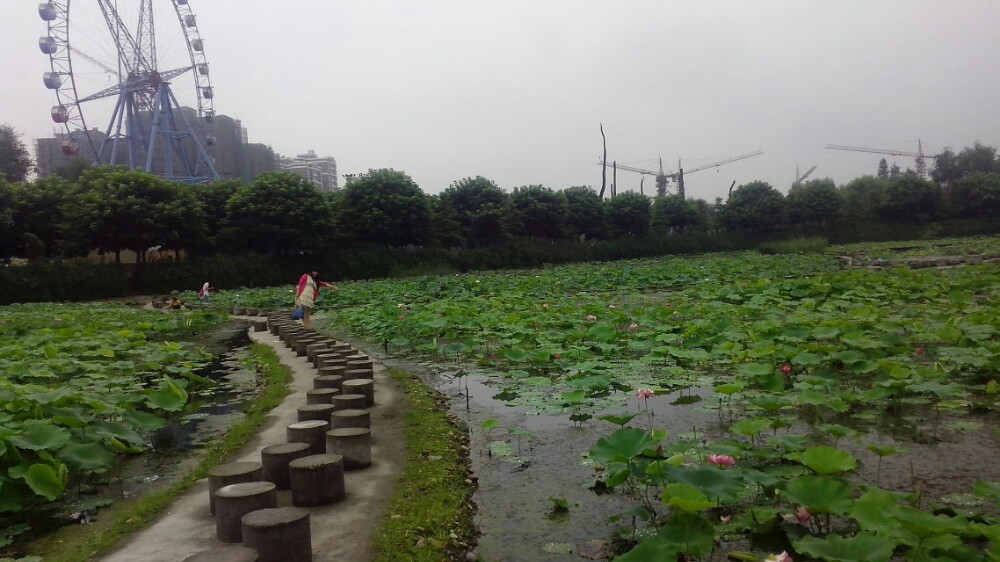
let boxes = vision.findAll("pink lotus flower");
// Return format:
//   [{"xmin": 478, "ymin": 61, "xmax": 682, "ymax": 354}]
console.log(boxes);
[
  {"xmin": 585, "ymin": 315, "xmax": 598, "ymax": 321},
  {"xmin": 552, "ymin": 353, "xmax": 562, "ymax": 360},
  {"xmin": 765, "ymin": 552, "xmax": 793, "ymax": 562},
  {"xmin": 796, "ymin": 506, "xmax": 812, "ymax": 524},
  {"xmin": 915, "ymin": 346, "xmax": 926, "ymax": 356},
  {"xmin": 635, "ymin": 388, "xmax": 655, "ymax": 400},
  {"xmin": 397, "ymin": 315, "xmax": 406, "ymax": 320},
  {"xmin": 720, "ymin": 514, "xmax": 732, "ymax": 524},
  {"xmin": 780, "ymin": 363, "xmax": 793, "ymax": 376},
  {"xmin": 627, "ymin": 323, "xmax": 639, "ymax": 332},
  {"xmin": 707, "ymin": 454, "xmax": 736, "ymax": 467}
]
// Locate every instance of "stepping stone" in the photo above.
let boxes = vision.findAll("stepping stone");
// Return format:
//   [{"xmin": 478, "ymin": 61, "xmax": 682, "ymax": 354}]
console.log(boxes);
[
  {"xmin": 346, "ymin": 358, "xmax": 374, "ymax": 371},
  {"xmin": 326, "ymin": 427, "xmax": 372, "ymax": 469},
  {"xmin": 260, "ymin": 442, "xmax": 311, "ymax": 489},
  {"xmin": 297, "ymin": 403, "xmax": 336, "ymax": 422},
  {"xmin": 295, "ymin": 337, "xmax": 324, "ymax": 356},
  {"xmin": 343, "ymin": 353, "xmax": 369, "ymax": 363},
  {"xmin": 242, "ymin": 507, "xmax": 312, "ymax": 562},
  {"xmin": 183, "ymin": 545, "xmax": 259, "ymax": 562},
  {"xmin": 343, "ymin": 368, "xmax": 373, "ymax": 381},
  {"xmin": 233, "ymin": 307, "xmax": 247, "ymax": 315},
  {"xmin": 289, "ymin": 453, "xmax": 346, "ymax": 506},
  {"xmin": 286, "ymin": 420, "xmax": 329, "ymax": 455},
  {"xmin": 331, "ymin": 393, "xmax": 367, "ymax": 411},
  {"xmin": 329, "ymin": 343, "xmax": 354, "ymax": 355},
  {"xmin": 316, "ymin": 356, "xmax": 347, "ymax": 369},
  {"xmin": 342, "ymin": 379, "xmax": 374, "ymax": 407},
  {"xmin": 208, "ymin": 461, "xmax": 262, "ymax": 515},
  {"xmin": 313, "ymin": 374, "xmax": 343, "ymax": 391},
  {"xmin": 305, "ymin": 341, "xmax": 333, "ymax": 362},
  {"xmin": 252, "ymin": 319, "xmax": 268, "ymax": 332},
  {"xmin": 331, "ymin": 408, "xmax": 370, "ymax": 430},
  {"xmin": 305, "ymin": 387, "xmax": 339, "ymax": 405},
  {"xmin": 215, "ymin": 481, "xmax": 277, "ymax": 543}
]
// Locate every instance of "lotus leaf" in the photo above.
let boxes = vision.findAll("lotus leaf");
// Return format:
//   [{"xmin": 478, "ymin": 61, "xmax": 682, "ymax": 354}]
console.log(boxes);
[
  {"xmin": 589, "ymin": 428, "xmax": 661, "ymax": 465},
  {"xmin": 8, "ymin": 421, "xmax": 71, "ymax": 452},
  {"xmin": 782, "ymin": 476, "xmax": 853, "ymax": 515},
  {"xmin": 793, "ymin": 532, "xmax": 895, "ymax": 562},
  {"xmin": 791, "ymin": 446, "xmax": 857, "ymax": 475}
]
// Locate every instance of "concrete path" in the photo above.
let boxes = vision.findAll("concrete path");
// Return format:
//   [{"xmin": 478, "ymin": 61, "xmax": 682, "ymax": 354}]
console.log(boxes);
[{"xmin": 99, "ymin": 320, "xmax": 406, "ymax": 562}]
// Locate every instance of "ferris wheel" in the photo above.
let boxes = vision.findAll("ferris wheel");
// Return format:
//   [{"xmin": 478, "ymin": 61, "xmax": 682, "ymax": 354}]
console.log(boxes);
[{"xmin": 39, "ymin": 0, "xmax": 219, "ymax": 183}]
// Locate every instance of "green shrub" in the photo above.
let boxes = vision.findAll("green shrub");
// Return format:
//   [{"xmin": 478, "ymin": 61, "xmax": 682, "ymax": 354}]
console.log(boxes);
[
  {"xmin": 758, "ymin": 237, "xmax": 829, "ymax": 255},
  {"xmin": 0, "ymin": 261, "xmax": 128, "ymax": 305}
]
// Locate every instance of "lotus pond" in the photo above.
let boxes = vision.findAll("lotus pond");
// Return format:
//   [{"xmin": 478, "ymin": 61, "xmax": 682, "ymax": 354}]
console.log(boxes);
[
  {"xmin": 0, "ymin": 303, "xmax": 260, "ymax": 555},
  {"xmin": 209, "ymin": 238, "xmax": 1000, "ymax": 561}
]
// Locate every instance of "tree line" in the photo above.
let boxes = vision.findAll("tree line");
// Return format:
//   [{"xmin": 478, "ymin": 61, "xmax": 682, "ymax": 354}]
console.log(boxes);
[{"xmin": 1, "ymin": 137, "xmax": 998, "ymax": 262}]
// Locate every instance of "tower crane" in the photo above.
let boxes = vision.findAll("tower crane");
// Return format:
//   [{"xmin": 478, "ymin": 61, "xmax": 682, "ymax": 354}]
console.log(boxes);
[
  {"xmin": 793, "ymin": 165, "xmax": 817, "ymax": 187},
  {"xmin": 825, "ymin": 140, "xmax": 935, "ymax": 179},
  {"xmin": 598, "ymin": 150, "xmax": 763, "ymax": 197}
]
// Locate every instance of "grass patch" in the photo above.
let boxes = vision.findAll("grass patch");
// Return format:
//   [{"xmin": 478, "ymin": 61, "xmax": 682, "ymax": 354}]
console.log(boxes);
[
  {"xmin": 758, "ymin": 236, "xmax": 829, "ymax": 254},
  {"xmin": 22, "ymin": 343, "xmax": 292, "ymax": 562},
  {"xmin": 373, "ymin": 369, "xmax": 477, "ymax": 562}
]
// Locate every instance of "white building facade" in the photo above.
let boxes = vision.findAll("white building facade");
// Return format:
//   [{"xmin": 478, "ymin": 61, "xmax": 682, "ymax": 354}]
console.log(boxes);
[{"xmin": 279, "ymin": 150, "xmax": 338, "ymax": 192}]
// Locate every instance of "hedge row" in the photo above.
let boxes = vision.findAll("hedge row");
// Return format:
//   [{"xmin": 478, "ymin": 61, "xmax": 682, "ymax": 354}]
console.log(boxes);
[{"xmin": 3, "ymin": 218, "xmax": 997, "ymax": 305}]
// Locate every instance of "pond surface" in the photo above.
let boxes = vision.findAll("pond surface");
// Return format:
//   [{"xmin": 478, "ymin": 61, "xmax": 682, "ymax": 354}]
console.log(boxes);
[
  {"xmin": 2, "ymin": 322, "xmax": 259, "ymax": 552},
  {"xmin": 410, "ymin": 363, "xmax": 1000, "ymax": 561}
]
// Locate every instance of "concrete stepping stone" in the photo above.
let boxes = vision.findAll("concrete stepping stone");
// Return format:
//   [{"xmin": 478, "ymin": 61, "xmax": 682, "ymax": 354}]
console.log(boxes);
[
  {"xmin": 297, "ymin": 403, "xmax": 336, "ymax": 423},
  {"xmin": 294, "ymin": 337, "xmax": 324, "ymax": 356},
  {"xmin": 305, "ymin": 387, "xmax": 339, "ymax": 405},
  {"xmin": 331, "ymin": 408, "xmax": 370, "ymax": 430},
  {"xmin": 316, "ymin": 356, "xmax": 347, "ymax": 369},
  {"xmin": 326, "ymin": 428, "xmax": 371, "ymax": 469},
  {"xmin": 286, "ymin": 420, "xmax": 329, "ymax": 455},
  {"xmin": 289, "ymin": 453, "xmax": 346, "ymax": 506},
  {"xmin": 252, "ymin": 319, "xmax": 268, "ymax": 332},
  {"xmin": 208, "ymin": 461, "xmax": 262, "ymax": 515},
  {"xmin": 260, "ymin": 442, "xmax": 311, "ymax": 489},
  {"xmin": 346, "ymin": 359, "xmax": 374, "ymax": 372},
  {"xmin": 242, "ymin": 507, "xmax": 312, "ymax": 562},
  {"xmin": 343, "ymin": 368, "xmax": 373, "ymax": 381},
  {"xmin": 215, "ymin": 481, "xmax": 277, "ymax": 543},
  {"xmin": 342, "ymin": 379, "xmax": 374, "ymax": 407},
  {"xmin": 183, "ymin": 545, "xmax": 259, "ymax": 562},
  {"xmin": 313, "ymin": 374, "xmax": 344, "ymax": 390},
  {"xmin": 331, "ymin": 393, "xmax": 366, "ymax": 411},
  {"xmin": 305, "ymin": 341, "xmax": 333, "ymax": 362},
  {"xmin": 317, "ymin": 365, "xmax": 346, "ymax": 378}
]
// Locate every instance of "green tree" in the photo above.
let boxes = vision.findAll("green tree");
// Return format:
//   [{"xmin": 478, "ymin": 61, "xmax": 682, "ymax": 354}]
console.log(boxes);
[
  {"xmin": 879, "ymin": 175, "xmax": 943, "ymax": 222},
  {"xmin": 839, "ymin": 176, "xmax": 887, "ymax": 222},
  {"xmin": 650, "ymin": 195, "xmax": 703, "ymax": 234},
  {"xmin": 0, "ymin": 178, "xmax": 17, "ymax": 259},
  {"xmin": 786, "ymin": 178, "xmax": 842, "ymax": 227},
  {"xmin": 877, "ymin": 158, "xmax": 889, "ymax": 179},
  {"xmin": 562, "ymin": 185, "xmax": 606, "ymax": 239},
  {"xmin": 944, "ymin": 173, "xmax": 1000, "ymax": 219},
  {"xmin": 719, "ymin": 181, "xmax": 786, "ymax": 232},
  {"xmin": 53, "ymin": 158, "xmax": 90, "ymax": 182},
  {"xmin": 931, "ymin": 142, "xmax": 999, "ymax": 185},
  {"xmin": 65, "ymin": 167, "xmax": 206, "ymax": 262},
  {"xmin": 0, "ymin": 124, "xmax": 33, "ymax": 183},
  {"xmin": 428, "ymin": 194, "xmax": 463, "ymax": 248},
  {"xmin": 337, "ymin": 169, "xmax": 431, "ymax": 246},
  {"xmin": 439, "ymin": 176, "xmax": 508, "ymax": 247},
  {"xmin": 225, "ymin": 171, "xmax": 333, "ymax": 254},
  {"xmin": 605, "ymin": 192, "xmax": 651, "ymax": 237},
  {"xmin": 191, "ymin": 179, "xmax": 242, "ymax": 254},
  {"xmin": 503, "ymin": 185, "xmax": 567, "ymax": 239},
  {"xmin": 13, "ymin": 176, "xmax": 73, "ymax": 257}
]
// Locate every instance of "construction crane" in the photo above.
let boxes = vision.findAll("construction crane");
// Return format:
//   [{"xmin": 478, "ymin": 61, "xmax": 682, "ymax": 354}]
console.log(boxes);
[
  {"xmin": 599, "ymin": 150, "xmax": 763, "ymax": 197},
  {"xmin": 793, "ymin": 165, "xmax": 817, "ymax": 187},
  {"xmin": 825, "ymin": 140, "xmax": 935, "ymax": 179}
]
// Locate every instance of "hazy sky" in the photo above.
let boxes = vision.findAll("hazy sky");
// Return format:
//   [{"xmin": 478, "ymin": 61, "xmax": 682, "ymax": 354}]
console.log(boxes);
[{"xmin": 3, "ymin": 1, "xmax": 999, "ymax": 201}]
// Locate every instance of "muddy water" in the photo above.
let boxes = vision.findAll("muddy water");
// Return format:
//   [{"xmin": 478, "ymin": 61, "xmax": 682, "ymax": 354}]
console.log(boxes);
[{"xmin": 431, "ymin": 371, "xmax": 1000, "ymax": 561}]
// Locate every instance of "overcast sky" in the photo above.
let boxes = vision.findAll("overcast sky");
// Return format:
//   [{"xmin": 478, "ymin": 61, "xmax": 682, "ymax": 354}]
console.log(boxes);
[{"xmin": 3, "ymin": 1, "xmax": 999, "ymax": 201}]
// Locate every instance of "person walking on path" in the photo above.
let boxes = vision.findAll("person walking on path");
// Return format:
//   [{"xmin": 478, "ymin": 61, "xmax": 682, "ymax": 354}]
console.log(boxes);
[
  {"xmin": 198, "ymin": 282, "xmax": 214, "ymax": 303},
  {"xmin": 295, "ymin": 270, "xmax": 338, "ymax": 329}
]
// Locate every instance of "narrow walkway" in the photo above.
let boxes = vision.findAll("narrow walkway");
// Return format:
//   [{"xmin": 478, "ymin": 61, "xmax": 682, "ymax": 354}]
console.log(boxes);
[{"xmin": 99, "ymin": 319, "xmax": 406, "ymax": 562}]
